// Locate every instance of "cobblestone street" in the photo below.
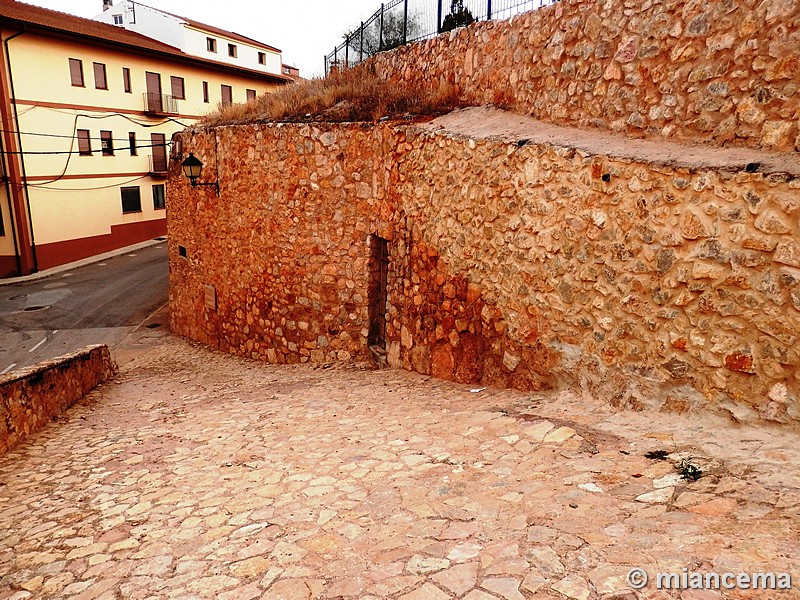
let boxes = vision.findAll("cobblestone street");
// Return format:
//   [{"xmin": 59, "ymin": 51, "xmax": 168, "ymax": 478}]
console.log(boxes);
[{"xmin": 1, "ymin": 335, "xmax": 798, "ymax": 600}]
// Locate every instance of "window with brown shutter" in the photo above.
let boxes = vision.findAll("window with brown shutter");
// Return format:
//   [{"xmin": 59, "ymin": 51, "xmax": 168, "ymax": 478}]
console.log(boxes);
[
  {"xmin": 258, "ymin": 52, "xmax": 266, "ymax": 65},
  {"xmin": 77, "ymin": 129, "xmax": 91, "ymax": 156},
  {"xmin": 207, "ymin": 37, "xmax": 217, "ymax": 52},
  {"xmin": 100, "ymin": 131, "xmax": 113, "ymax": 156},
  {"xmin": 129, "ymin": 132, "xmax": 137, "ymax": 156},
  {"xmin": 202, "ymin": 81, "xmax": 209, "ymax": 103},
  {"xmin": 93, "ymin": 62, "xmax": 107, "ymax": 90},
  {"xmin": 221, "ymin": 84, "xmax": 232, "ymax": 105},
  {"xmin": 170, "ymin": 76, "xmax": 185, "ymax": 100},
  {"xmin": 123, "ymin": 67, "xmax": 131, "ymax": 93},
  {"xmin": 246, "ymin": 89, "xmax": 256, "ymax": 101},
  {"xmin": 228, "ymin": 44, "xmax": 237, "ymax": 58},
  {"xmin": 69, "ymin": 58, "xmax": 84, "ymax": 87}
]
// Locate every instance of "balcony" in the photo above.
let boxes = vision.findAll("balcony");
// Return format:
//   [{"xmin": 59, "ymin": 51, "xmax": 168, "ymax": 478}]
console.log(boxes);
[
  {"xmin": 143, "ymin": 93, "xmax": 178, "ymax": 115},
  {"xmin": 149, "ymin": 154, "xmax": 168, "ymax": 177}
]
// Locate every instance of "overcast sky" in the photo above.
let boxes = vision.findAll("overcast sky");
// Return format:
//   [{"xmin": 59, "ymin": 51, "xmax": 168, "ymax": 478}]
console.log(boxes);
[{"xmin": 24, "ymin": 0, "xmax": 382, "ymax": 77}]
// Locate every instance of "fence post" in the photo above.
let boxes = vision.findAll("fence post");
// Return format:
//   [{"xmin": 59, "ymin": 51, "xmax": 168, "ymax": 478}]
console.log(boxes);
[
  {"xmin": 360, "ymin": 21, "xmax": 364, "ymax": 62},
  {"xmin": 345, "ymin": 35, "xmax": 349, "ymax": 68},
  {"xmin": 379, "ymin": 3, "xmax": 384, "ymax": 51},
  {"xmin": 437, "ymin": 0, "xmax": 443, "ymax": 33},
  {"xmin": 378, "ymin": 3, "xmax": 383, "ymax": 52},
  {"xmin": 487, "ymin": 0, "xmax": 492, "ymax": 20},
  {"xmin": 403, "ymin": 0, "xmax": 408, "ymax": 44},
  {"xmin": 333, "ymin": 46, "xmax": 338, "ymax": 73}
]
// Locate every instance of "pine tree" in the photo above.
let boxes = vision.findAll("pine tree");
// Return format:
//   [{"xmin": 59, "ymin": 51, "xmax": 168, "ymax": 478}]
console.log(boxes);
[{"xmin": 440, "ymin": 0, "xmax": 475, "ymax": 33}]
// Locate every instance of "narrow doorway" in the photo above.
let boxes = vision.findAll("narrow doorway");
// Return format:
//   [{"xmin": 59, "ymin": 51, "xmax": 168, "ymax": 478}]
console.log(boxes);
[
  {"xmin": 368, "ymin": 235, "xmax": 389, "ymax": 358},
  {"xmin": 145, "ymin": 71, "xmax": 162, "ymax": 112}
]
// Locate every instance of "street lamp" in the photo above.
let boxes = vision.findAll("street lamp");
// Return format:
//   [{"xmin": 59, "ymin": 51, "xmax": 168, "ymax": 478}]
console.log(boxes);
[{"xmin": 181, "ymin": 152, "xmax": 219, "ymax": 196}]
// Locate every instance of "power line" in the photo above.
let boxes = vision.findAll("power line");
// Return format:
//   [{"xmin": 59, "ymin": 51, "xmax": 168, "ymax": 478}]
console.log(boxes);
[
  {"xmin": 28, "ymin": 175, "xmax": 152, "ymax": 191},
  {"xmin": 1, "ymin": 141, "xmax": 173, "ymax": 155}
]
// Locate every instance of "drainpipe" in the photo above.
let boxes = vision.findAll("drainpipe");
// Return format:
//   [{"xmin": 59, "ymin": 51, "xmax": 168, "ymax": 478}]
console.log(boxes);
[
  {"xmin": 3, "ymin": 26, "xmax": 38, "ymax": 273},
  {"xmin": 1, "ymin": 161, "xmax": 21, "ymax": 275}
]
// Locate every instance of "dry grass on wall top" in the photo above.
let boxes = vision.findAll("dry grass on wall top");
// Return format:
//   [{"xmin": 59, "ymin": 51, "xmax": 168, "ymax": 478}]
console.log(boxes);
[{"xmin": 203, "ymin": 66, "xmax": 465, "ymax": 126}]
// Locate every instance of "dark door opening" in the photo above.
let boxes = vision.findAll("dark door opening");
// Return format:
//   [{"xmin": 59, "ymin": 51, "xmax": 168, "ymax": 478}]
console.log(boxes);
[{"xmin": 368, "ymin": 235, "xmax": 389, "ymax": 354}]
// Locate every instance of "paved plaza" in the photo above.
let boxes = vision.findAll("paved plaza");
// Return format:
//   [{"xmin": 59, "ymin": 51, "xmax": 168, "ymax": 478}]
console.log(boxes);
[{"xmin": 1, "ymin": 334, "xmax": 798, "ymax": 599}]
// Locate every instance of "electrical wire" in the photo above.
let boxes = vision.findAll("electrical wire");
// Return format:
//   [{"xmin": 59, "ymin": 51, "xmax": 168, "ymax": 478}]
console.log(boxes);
[
  {"xmin": 0, "ymin": 128, "xmax": 168, "ymax": 142},
  {"xmin": 28, "ymin": 175, "xmax": 152, "ymax": 191},
  {"xmin": 1, "ymin": 141, "xmax": 172, "ymax": 155}
]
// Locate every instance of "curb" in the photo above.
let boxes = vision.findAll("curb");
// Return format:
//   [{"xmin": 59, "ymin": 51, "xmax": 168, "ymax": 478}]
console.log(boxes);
[{"xmin": 0, "ymin": 237, "xmax": 167, "ymax": 286}]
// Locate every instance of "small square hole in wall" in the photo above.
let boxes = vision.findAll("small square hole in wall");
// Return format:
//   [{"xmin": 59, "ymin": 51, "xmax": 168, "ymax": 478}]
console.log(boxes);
[{"xmin": 178, "ymin": 245, "xmax": 187, "ymax": 258}]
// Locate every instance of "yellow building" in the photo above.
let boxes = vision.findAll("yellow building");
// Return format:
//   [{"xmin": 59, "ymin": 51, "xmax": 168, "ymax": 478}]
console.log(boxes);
[{"xmin": 0, "ymin": 0, "xmax": 291, "ymax": 277}]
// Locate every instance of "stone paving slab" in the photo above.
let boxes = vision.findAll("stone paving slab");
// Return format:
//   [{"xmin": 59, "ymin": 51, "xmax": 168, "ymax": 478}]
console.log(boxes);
[{"xmin": 1, "ymin": 336, "xmax": 798, "ymax": 600}]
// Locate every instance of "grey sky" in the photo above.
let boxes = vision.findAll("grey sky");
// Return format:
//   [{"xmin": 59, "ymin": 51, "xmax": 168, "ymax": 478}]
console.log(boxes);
[{"xmin": 24, "ymin": 0, "xmax": 383, "ymax": 77}]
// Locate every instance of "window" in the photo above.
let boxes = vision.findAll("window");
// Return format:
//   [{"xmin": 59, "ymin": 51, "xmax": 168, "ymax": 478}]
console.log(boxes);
[
  {"xmin": 69, "ymin": 58, "xmax": 84, "ymax": 87},
  {"xmin": 170, "ymin": 76, "xmax": 185, "ymax": 100},
  {"xmin": 93, "ymin": 62, "xmax": 107, "ymax": 90},
  {"xmin": 77, "ymin": 129, "xmax": 91, "ymax": 156},
  {"xmin": 112, "ymin": 14, "xmax": 123, "ymax": 24},
  {"xmin": 128, "ymin": 132, "xmax": 137, "ymax": 156},
  {"xmin": 202, "ymin": 81, "xmax": 209, "ymax": 103},
  {"xmin": 122, "ymin": 67, "xmax": 131, "ymax": 93},
  {"xmin": 152, "ymin": 184, "xmax": 165, "ymax": 210},
  {"xmin": 258, "ymin": 52, "xmax": 266, "ymax": 65},
  {"xmin": 221, "ymin": 84, "xmax": 232, "ymax": 105},
  {"xmin": 228, "ymin": 43, "xmax": 237, "ymax": 58},
  {"xmin": 121, "ymin": 187, "xmax": 142, "ymax": 213},
  {"xmin": 246, "ymin": 89, "xmax": 256, "ymax": 101},
  {"xmin": 283, "ymin": 66, "xmax": 290, "ymax": 74},
  {"xmin": 206, "ymin": 37, "xmax": 216, "ymax": 52},
  {"xmin": 100, "ymin": 131, "xmax": 114, "ymax": 156}
]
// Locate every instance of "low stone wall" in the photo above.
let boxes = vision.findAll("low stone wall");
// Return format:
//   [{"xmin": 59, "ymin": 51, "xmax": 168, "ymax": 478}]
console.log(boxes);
[
  {"xmin": 169, "ymin": 118, "xmax": 800, "ymax": 424},
  {"xmin": 367, "ymin": 0, "xmax": 799, "ymax": 152},
  {"xmin": 0, "ymin": 345, "xmax": 117, "ymax": 454}
]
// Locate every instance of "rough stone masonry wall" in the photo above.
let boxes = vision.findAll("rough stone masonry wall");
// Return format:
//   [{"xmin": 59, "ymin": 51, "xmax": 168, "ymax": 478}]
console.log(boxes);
[
  {"xmin": 169, "ymin": 124, "xmax": 397, "ymax": 364},
  {"xmin": 169, "ymin": 122, "xmax": 800, "ymax": 424},
  {"xmin": 368, "ymin": 0, "xmax": 800, "ymax": 151},
  {"xmin": 0, "ymin": 345, "xmax": 116, "ymax": 454},
  {"xmin": 390, "ymin": 127, "xmax": 800, "ymax": 423}
]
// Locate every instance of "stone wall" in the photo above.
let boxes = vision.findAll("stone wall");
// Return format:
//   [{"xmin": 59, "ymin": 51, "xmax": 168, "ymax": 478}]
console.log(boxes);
[
  {"xmin": 169, "ymin": 124, "xmax": 397, "ymax": 364},
  {"xmin": 169, "ymin": 118, "xmax": 800, "ymax": 424},
  {"xmin": 367, "ymin": 0, "xmax": 800, "ymax": 151},
  {"xmin": 0, "ymin": 345, "xmax": 117, "ymax": 454}
]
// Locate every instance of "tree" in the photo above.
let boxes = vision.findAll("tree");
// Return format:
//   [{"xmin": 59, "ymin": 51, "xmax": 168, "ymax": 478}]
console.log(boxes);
[
  {"xmin": 440, "ymin": 0, "xmax": 475, "ymax": 33},
  {"xmin": 343, "ymin": 9, "xmax": 423, "ymax": 59}
]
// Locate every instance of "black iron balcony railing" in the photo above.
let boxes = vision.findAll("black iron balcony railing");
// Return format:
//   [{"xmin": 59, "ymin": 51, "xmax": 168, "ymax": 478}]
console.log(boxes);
[{"xmin": 143, "ymin": 92, "xmax": 179, "ymax": 115}]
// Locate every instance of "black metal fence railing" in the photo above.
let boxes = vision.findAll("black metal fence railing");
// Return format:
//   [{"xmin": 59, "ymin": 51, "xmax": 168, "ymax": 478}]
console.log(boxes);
[{"xmin": 325, "ymin": 0, "xmax": 558, "ymax": 75}]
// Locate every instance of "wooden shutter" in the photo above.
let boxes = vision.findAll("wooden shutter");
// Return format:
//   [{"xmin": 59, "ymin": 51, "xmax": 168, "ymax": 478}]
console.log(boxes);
[
  {"xmin": 69, "ymin": 58, "xmax": 84, "ymax": 87},
  {"xmin": 202, "ymin": 81, "xmax": 209, "ymax": 103},
  {"xmin": 170, "ymin": 76, "xmax": 185, "ymax": 100},
  {"xmin": 77, "ymin": 129, "xmax": 91, "ymax": 155},
  {"xmin": 128, "ymin": 132, "xmax": 137, "ymax": 156},
  {"xmin": 221, "ymin": 85, "xmax": 232, "ymax": 105},
  {"xmin": 122, "ymin": 67, "xmax": 131, "ymax": 93},
  {"xmin": 93, "ymin": 62, "xmax": 107, "ymax": 89}
]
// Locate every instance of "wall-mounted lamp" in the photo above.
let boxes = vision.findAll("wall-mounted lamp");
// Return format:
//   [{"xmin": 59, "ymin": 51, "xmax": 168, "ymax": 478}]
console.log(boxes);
[{"xmin": 181, "ymin": 152, "xmax": 219, "ymax": 196}]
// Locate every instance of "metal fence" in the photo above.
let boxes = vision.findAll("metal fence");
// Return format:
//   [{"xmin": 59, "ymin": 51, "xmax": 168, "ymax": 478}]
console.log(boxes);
[{"xmin": 325, "ymin": 0, "xmax": 558, "ymax": 75}]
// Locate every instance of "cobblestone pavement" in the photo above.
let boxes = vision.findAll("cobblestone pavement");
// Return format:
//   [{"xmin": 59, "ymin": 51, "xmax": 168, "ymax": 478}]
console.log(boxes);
[{"xmin": 1, "ymin": 336, "xmax": 798, "ymax": 600}]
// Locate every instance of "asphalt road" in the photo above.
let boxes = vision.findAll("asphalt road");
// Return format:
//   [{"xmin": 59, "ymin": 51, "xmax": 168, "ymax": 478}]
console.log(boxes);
[{"xmin": 0, "ymin": 242, "xmax": 168, "ymax": 373}]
